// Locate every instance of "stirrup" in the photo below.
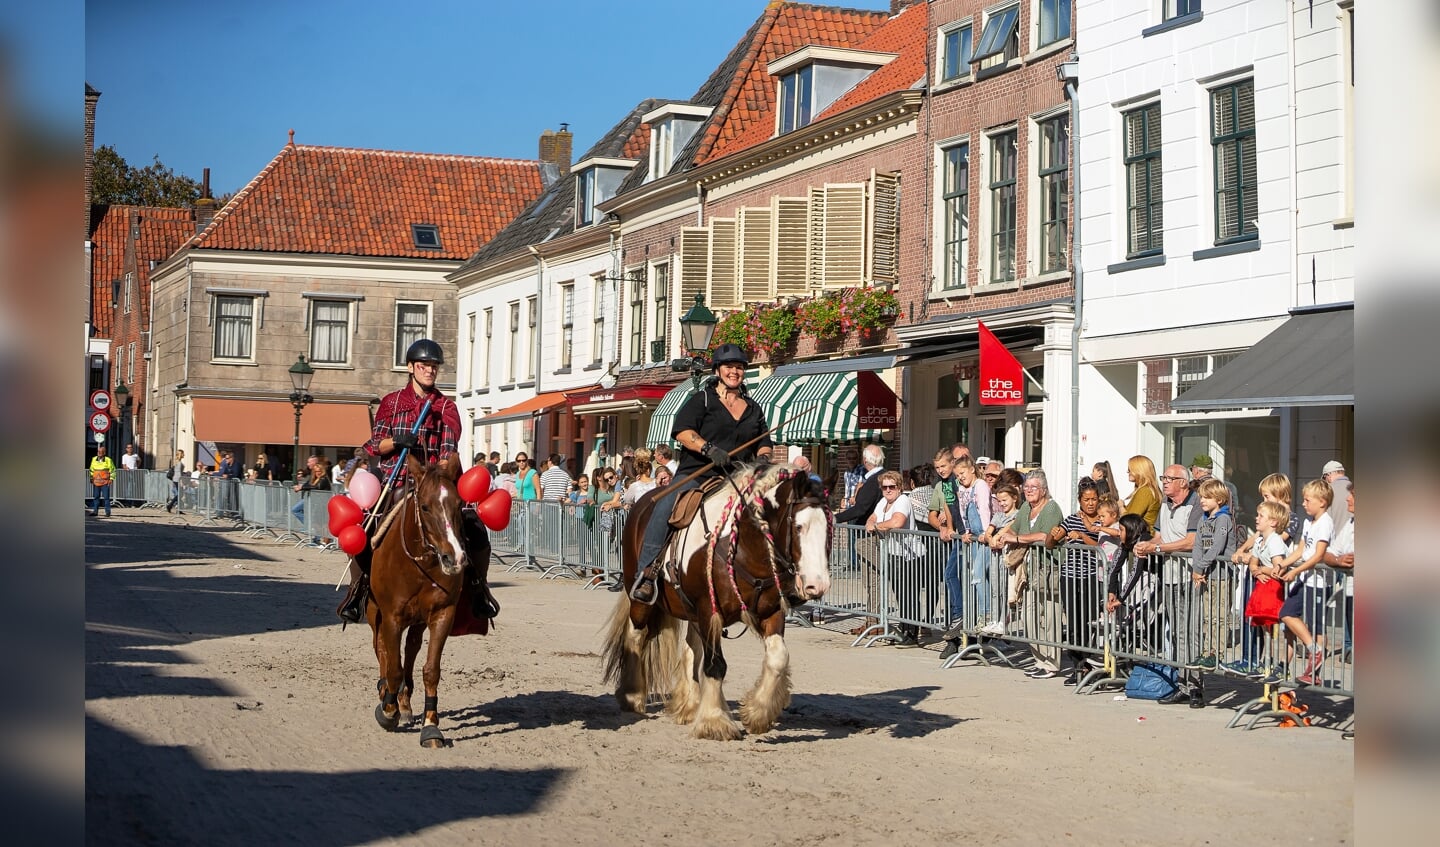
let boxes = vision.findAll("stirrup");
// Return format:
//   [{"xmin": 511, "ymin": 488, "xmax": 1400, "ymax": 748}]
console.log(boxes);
[
  {"xmin": 630, "ymin": 570, "xmax": 659, "ymax": 605},
  {"xmin": 336, "ymin": 577, "xmax": 368, "ymax": 625}
]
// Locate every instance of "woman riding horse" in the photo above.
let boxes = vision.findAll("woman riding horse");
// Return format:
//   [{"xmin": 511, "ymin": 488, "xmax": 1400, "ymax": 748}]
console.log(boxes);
[{"xmin": 629, "ymin": 343, "xmax": 773, "ymax": 603}]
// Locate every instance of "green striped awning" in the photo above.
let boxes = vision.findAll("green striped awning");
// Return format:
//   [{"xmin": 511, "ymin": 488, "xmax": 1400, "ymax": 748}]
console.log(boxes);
[{"xmin": 752, "ymin": 372, "xmax": 886, "ymax": 445}]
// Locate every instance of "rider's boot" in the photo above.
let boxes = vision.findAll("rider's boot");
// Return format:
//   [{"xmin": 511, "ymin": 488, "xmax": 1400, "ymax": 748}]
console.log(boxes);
[
  {"xmin": 469, "ymin": 572, "xmax": 500, "ymax": 620},
  {"xmin": 336, "ymin": 572, "xmax": 369, "ymax": 625},
  {"xmin": 630, "ymin": 561, "xmax": 661, "ymax": 605}
]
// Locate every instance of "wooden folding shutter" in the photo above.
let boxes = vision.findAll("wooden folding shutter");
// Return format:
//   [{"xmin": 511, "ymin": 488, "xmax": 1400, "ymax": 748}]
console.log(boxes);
[
  {"xmin": 774, "ymin": 196, "xmax": 810, "ymax": 297},
  {"xmin": 807, "ymin": 186, "xmax": 827, "ymax": 290},
  {"xmin": 708, "ymin": 218, "xmax": 739, "ymax": 309},
  {"xmin": 869, "ymin": 171, "xmax": 900, "ymax": 285},
  {"xmin": 819, "ymin": 183, "xmax": 866, "ymax": 289},
  {"xmin": 679, "ymin": 227, "xmax": 710, "ymax": 310},
  {"xmin": 736, "ymin": 205, "xmax": 774, "ymax": 303}
]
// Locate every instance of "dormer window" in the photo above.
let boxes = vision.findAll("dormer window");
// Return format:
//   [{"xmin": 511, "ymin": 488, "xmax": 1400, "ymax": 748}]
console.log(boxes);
[
  {"xmin": 644, "ymin": 103, "xmax": 712, "ymax": 180},
  {"xmin": 411, "ymin": 224, "xmax": 441, "ymax": 249},
  {"xmin": 574, "ymin": 157, "xmax": 637, "ymax": 226},
  {"xmin": 768, "ymin": 46, "xmax": 898, "ymax": 136}
]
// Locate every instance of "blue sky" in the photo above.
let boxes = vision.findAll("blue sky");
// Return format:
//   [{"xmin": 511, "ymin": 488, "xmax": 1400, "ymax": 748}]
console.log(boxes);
[{"xmin": 84, "ymin": 0, "xmax": 809, "ymax": 197}]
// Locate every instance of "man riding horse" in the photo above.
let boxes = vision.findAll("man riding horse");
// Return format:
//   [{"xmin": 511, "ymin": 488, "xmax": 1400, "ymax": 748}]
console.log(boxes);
[
  {"xmin": 337, "ymin": 338, "xmax": 498, "ymax": 624},
  {"xmin": 630, "ymin": 343, "xmax": 773, "ymax": 604}
]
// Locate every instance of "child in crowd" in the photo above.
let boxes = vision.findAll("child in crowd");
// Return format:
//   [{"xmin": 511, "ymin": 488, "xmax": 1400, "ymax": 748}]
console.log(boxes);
[
  {"xmin": 1185, "ymin": 479, "xmax": 1238, "ymax": 672},
  {"xmin": 1226, "ymin": 500, "xmax": 1292, "ymax": 678},
  {"xmin": 1270, "ymin": 480, "xmax": 1333, "ymax": 684},
  {"xmin": 1094, "ymin": 495, "xmax": 1124, "ymax": 585},
  {"xmin": 1233, "ymin": 473, "xmax": 1302, "ymax": 561},
  {"xmin": 982, "ymin": 484, "xmax": 1020, "ymax": 549}
]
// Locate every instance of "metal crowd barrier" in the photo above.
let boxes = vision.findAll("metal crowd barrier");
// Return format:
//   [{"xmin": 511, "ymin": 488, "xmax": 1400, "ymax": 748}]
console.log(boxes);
[{"xmin": 485, "ymin": 499, "xmax": 624, "ymax": 588}]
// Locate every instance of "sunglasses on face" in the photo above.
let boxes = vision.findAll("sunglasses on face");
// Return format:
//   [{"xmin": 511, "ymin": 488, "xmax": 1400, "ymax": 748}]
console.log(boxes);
[
  {"xmin": 881, "ymin": 484, "xmax": 898, "ymax": 490},
  {"xmin": 1158, "ymin": 475, "xmax": 1181, "ymax": 482}
]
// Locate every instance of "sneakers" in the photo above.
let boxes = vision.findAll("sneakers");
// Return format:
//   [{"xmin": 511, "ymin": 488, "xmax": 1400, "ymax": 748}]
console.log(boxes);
[
  {"xmin": 1026, "ymin": 668, "xmax": 1057, "ymax": 679},
  {"xmin": 1260, "ymin": 664, "xmax": 1287, "ymax": 685},
  {"xmin": 1296, "ymin": 652, "xmax": 1324, "ymax": 685},
  {"xmin": 979, "ymin": 620, "xmax": 1007, "ymax": 636},
  {"xmin": 1222, "ymin": 660, "xmax": 1262, "ymax": 678},
  {"xmin": 1186, "ymin": 654, "xmax": 1218, "ymax": 671}
]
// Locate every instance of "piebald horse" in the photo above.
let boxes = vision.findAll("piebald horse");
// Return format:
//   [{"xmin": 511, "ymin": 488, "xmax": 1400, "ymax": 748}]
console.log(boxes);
[{"xmin": 602, "ymin": 463, "xmax": 832, "ymax": 740}]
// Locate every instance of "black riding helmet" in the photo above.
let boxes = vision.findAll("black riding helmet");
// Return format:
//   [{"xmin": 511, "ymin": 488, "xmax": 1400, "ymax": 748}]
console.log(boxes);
[
  {"xmin": 405, "ymin": 338, "xmax": 445, "ymax": 366},
  {"xmin": 710, "ymin": 343, "xmax": 750, "ymax": 370}
]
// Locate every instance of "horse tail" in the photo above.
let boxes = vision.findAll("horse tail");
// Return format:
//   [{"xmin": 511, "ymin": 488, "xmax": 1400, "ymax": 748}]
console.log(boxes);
[{"xmin": 601, "ymin": 594, "xmax": 683, "ymax": 710}]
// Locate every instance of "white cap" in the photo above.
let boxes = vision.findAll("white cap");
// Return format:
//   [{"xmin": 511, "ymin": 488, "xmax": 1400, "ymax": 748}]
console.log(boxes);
[{"xmin": 1322, "ymin": 460, "xmax": 1345, "ymax": 475}]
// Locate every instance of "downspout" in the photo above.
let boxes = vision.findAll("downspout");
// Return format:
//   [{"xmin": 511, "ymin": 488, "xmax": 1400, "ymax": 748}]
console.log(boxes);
[
  {"xmin": 1065, "ymin": 73, "xmax": 1082, "ymax": 499},
  {"xmin": 528, "ymin": 245, "xmax": 546, "ymax": 456},
  {"xmin": 1287, "ymin": 0, "xmax": 1301, "ymax": 307}
]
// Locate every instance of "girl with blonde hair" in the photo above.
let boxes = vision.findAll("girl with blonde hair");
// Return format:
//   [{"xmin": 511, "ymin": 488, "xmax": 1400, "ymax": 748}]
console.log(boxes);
[{"xmin": 1123, "ymin": 455, "xmax": 1162, "ymax": 529}]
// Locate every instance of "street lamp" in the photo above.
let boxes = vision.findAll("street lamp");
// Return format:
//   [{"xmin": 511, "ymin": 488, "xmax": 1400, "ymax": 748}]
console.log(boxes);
[
  {"xmin": 113, "ymin": 382, "xmax": 130, "ymax": 454},
  {"xmin": 671, "ymin": 293, "xmax": 718, "ymax": 390},
  {"xmin": 288, "ymin": 355, "xmax": 315, "ymax": 473}
]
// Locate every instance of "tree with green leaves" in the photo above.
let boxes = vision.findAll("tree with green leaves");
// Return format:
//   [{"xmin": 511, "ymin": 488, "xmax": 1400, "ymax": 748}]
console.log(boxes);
[{"xmin": 92, "ymin": 145, "xmax": 202, "ymax": 207}]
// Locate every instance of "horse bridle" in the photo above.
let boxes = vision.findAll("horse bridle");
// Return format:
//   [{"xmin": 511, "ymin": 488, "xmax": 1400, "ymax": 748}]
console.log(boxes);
[
  {"xmin": 746, "ymin": 471, "xmax": 829, "ymax": 606},
  {"xmin": 397, "ymin": 476, "xmax": 463, "ymax": 594}
]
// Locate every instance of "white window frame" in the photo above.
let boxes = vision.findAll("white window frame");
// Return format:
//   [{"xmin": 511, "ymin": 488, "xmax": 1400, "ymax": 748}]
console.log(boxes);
[
  {"xmin": 935, "ymin": 139, "xmax": 972, "ymax": 292},
  {"xmin": 974, "ymin": 3, "xmax": 1021, "ymax": 71},
  {"xmin": 937, "ymin": 19, "xmax": 974, "ymax": 86},
  {"xmin": 627, "ymin": 266, "xmax": 645, "ymax": 365},
  {"xmin": 507, "ymin": 302, "xmax": 520, "ymax": 383},
  {"xmin": 127, "ymin": 342, "xmax": 136, "ymax": 384},
  {"xmin": 651, "ymin": 262, "xmax": 669, "ymax": 362},
  {"xmin": 777, "ymin": 64, "xmax": 814, "ymax": 134},
  {"xmin": 308, "ymin": 298, "xmax": 354, "ymax": 366},
  {"xmin": 393, "ymin": 301, "xmax": 432, "ymax": 369},
  {"xmin": 983, "ymin": 127, "xmax": 1020, "ymax": 285},
  {"xmin": 525, "ymin": 296, "xmax": 537, "ymax": 380},
  {"xmin": 1031, "ymin": 109, "xmax": 1070, "ymax": 276},
  {"xmin": 211, "ymin": 293, "xmax": 258, "ymax": 362},
  {"xmin": 480, "ymin": 308, "xmax": 493, "ymax": 388},
  {"xmin": 1035, "ymin": 0, "xmax": 1071, "ymax": 50},
  {"xmin": 465, "ymin": 312, "xmax": 477, "ymax": 390},
  {"xmin": 123, "ymin": 271, "xmax": 133, "ymax": 314},
  {"xmin": 560, "ymin": 283, "xmax": 574, "ymax": 370},
  {"xmin": 1140, "ymin": 352, "xmax": 1242, "ymax": 418},
  {"xmin": 591, "ymin": 273, "xmax": 606, "ymax": 366}
]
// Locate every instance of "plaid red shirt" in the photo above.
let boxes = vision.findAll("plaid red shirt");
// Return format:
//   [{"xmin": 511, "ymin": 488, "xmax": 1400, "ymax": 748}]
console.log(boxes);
[{"xmin": 366, "ymin": 384, "xmax": 461, "ymax": 485}]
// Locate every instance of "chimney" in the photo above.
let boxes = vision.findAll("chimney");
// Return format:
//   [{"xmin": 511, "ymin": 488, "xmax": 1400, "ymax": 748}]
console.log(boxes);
[
  {"xmin": 85, "ymin": 83, "xmax": 101, "ymax": 235},
  {"xmin": 194, "ymin": 167, "xmax": 218, "ymax": 234},
  {"xmin": 889, "ymin": 0, "xmax": 919, "ymax": 14},
  {"xmin": 538, "ymin": 124, "xmax": 573, "ymax": 177}
]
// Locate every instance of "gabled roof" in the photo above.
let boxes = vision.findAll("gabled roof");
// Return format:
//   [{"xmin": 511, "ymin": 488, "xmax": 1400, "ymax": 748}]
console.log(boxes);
[
  {"xmin": 696, "ymin": 2, "xmax": 892, "ymax": 165},
  {"xmin": 89, "ymin": 204, "xmax": 195, "ymax": 336},
  {"xmin": 188, "ymin": 142, "xmax": 546, "ymax": 261},
  {"xmin": 456, "ymin": 99, "xmax": 665, "ymax": 275}
]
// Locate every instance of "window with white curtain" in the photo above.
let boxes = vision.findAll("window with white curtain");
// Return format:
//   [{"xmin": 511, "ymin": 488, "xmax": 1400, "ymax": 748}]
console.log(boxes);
[
  {"xmin": 213, "ymin": 295, "xmax": 254, "ymax": 359},
  {"xmin": 309, "ymin": 300, "xmax": 350, "ymax": 364},
  {"xmin": 393, "ymin": 302, "xmax": 431, "ymax": 367}
]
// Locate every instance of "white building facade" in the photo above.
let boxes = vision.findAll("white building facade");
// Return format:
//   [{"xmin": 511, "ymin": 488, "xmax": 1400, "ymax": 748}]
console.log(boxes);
[{"xmin": 1074, "ymin": 0, "xmax": 1353, "ymax": 512}]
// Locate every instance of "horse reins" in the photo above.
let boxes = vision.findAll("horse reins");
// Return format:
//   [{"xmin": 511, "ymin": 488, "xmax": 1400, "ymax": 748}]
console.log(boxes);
[{"xmin": 396, "ymin": 478, "xmax": 460, "ymax": 599}]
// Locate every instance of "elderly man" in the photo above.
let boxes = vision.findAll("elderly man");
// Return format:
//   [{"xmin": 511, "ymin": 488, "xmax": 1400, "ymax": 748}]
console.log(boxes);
[
  {"xmin": 1134, "ymin": 464, "xmax": 1204, "ymax": 706},
  {"xmin": 1322, "ymin": 460, "xmax": 1350, "ymax": 530},
  {"xmin": 792, "ymin": 454, "xmax": 822, "ymax": 486},
  {"xmin": 837, "ymin": 444, "xmax": 888, "ymax": 635},
  {"xmin": 995, "ymin": 469, "xmax": 1064, "ymax": 677}
]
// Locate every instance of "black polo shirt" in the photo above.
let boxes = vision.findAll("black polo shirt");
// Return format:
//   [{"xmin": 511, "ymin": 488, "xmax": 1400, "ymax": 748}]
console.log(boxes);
[{"xmin": 672, "ymin": 378, "xmax": 773, "ymax": 481}]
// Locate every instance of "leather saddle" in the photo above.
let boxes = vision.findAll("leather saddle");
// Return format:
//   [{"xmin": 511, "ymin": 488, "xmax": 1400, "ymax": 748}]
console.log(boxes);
[{"xmin": 668, "ymin": 476, "xmax": 725, "ymax": 530}]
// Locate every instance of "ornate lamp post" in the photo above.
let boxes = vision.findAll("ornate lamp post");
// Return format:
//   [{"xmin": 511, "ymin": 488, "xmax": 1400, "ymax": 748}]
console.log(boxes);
[
  {"xmin": 112, "ymin": 381, "xmax": 130, "ymax": 455},
  {"xmin": 672, "ymin": 293, "xmax": 718, "ymax": 390},
  {"xmin": 288, "ymin": 355, "xmax": 315, "ymax": 474}
]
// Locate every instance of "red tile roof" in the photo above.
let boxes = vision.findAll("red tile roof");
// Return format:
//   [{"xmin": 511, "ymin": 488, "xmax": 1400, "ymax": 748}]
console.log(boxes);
[
  {"xmin": 816, "ymin": 1, "xmax": 927, "ymax": 118},
  {"xmin": 190, "ymin": 142, "xmax": 546, "ymax": 260},
  {"xmin": 90, "ymin": 205, "xmax": 195, "ymax": 337},
  {"xmin": 696, "ymin": 2, "xmax": 891, "ymax": 165}
]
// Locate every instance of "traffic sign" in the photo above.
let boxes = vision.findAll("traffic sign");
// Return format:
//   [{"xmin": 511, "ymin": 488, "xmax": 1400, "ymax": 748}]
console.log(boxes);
[
  {"xmin": 89, "ymin": 411, "xmax": 111, "ymax": 433},
  {"xmin": 93, "ymin": 431, "xmax": 106, "ymax": 443},
  {"xmin": 90, "ymin": 389, "xmax": 112, "ymax": 412}
]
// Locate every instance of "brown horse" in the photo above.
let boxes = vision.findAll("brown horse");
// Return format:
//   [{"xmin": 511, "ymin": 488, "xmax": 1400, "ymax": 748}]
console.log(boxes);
[
  {"xmin": 601, "ymin": 463, "xmax": 833, "ymax": 740},
  {"xmin": 366, "ymin": 452, "xmax": 475, "ymax": 748}
]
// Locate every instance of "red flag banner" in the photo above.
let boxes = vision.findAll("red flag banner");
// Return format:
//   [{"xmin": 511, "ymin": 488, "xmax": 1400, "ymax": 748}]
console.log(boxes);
[
  {"xmin": 856, "ymin": 371, "xmax": 898, "ymax": 428},
  {"xmin": 978, "ymin": 321, "xmax": 1025, "ymax": 405}
]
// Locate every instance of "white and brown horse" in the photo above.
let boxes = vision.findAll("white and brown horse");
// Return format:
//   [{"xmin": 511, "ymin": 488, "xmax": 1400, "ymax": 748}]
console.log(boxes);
[{"xmin": 601, "ymin": 464, "xmax": 832, "ymax": 740}]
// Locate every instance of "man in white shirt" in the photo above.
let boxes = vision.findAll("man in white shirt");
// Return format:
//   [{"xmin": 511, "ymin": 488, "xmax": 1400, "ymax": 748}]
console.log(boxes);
[
  {"xmin": 121, "ymin": 443, "xmax": 140, "ymax": 471},
  {"xmin": 1133, "ymin": 464, "xmax": 1203, "ymax": 706}
]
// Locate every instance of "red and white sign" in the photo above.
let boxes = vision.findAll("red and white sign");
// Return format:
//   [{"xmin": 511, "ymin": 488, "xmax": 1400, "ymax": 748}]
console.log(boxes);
[
  {"xmin": 90, "ymin": 389, "xmax": 112, "ymax": 412},
  {"xmin": 856, "ymin": 371, "xmax": 898, "ymax": 428},
  {"xmin": 978, "ymin": 321, "xmax": 1025, "ymax": 405},
  {"xmin": 89, "ymin": 411, "xmax": 112, "ymax": 433}
]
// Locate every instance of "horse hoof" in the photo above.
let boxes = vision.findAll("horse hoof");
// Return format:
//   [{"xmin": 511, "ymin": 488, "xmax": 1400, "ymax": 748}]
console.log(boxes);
[
  {"xmin": 419, "ymin": 725, "xmax": 447, "ymax": 748},
  {"xmin": 398, "ymin": 709, "xmax": 414, "ymax": 726},
  {"xmin": 374, "ymin": 703, "xmax": 399, "ymax": 732}
]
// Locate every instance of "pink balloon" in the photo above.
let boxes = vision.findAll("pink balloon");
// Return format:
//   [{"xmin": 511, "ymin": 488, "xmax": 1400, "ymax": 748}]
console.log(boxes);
[
  {"xmin": 477, "ymin": 488, "xmax": 512, "ymax": 531},
  {"xmin": 347, "ymin": 467, "xmax": 381, "ymax": 510},
  {"xmin": 338, "ymin": 524, "xmax": 368, "ymax": 556},
  {"xmin": 457, "ymin": 465, "xmax": 491, "ymax": 503},
  {"xmin": 327, "ymin": 495, "xmax": 363, "ymax": 536}
]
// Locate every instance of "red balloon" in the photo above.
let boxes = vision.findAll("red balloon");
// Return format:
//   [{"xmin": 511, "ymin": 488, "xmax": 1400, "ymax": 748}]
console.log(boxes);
[
  {"xmin": 476, "ymin": 488, "xmax": 512, "ymax": 531},
  {"xmin": 327, "ymin": 495, "xmax": 363, "ymax": 536},
  {"xmin": 337, "ymin": 524, "xmax": 368, "ymax": 556},
  {"xmin": 457, "ymin": 465, "xmax": 492, "ymax": 503}
]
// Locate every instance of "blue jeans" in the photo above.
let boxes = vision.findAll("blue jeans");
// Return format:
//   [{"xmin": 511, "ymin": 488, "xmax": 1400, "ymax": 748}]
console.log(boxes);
[
  {"xmin": 291, "ymin": 500, "xmax": 306, "ymax": 528},
  {"xmin": 91, "ymin": 483, "xmax": 111, "ymax": 516},
  {"xmin": 941, "ymin": 543, "xmax": 964, "ymax": 625},
  {"xmin": 636, "ymin": 478, "xmax": 699, "ymax": 578}
]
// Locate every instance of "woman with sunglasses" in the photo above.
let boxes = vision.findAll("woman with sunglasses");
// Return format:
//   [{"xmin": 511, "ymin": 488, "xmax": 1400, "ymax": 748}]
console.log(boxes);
[
  {"xmin": 515, "ymin": 453, "xmax": 539, "ymax": 502},
  {"xmin": 866, "ymin": 470, "xmax": 923, "ymax": 645}
]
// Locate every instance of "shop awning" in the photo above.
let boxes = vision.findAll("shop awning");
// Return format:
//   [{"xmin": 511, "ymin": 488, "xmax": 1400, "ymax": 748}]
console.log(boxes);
[
  {"xmin": 567, "ymin": 384, "xmax": 672, "ymax": 415},
  {"xmin": 192, "ymin": 399, "xmax": 372, "ymax": 446},
  {"xmin": 1171, "ymin": 305, "xmax": 1353, "ymax": 411},
  {"xmin": 474, "ymin": 390, "xmax": 571, "ymax": 426},
  {"xmin": 644, "ymin": 381, "xmax": 696, "ymax": 447},
  {"xmin": 750, "ymin": 372, "xmax": 886, "ymax": 444},
  {"xmin": 771, "ymin": 354, "xmax": 896, "ymax": 377}
]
